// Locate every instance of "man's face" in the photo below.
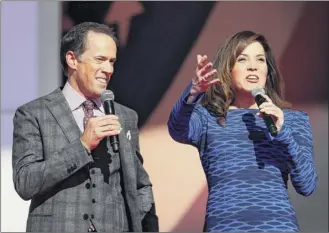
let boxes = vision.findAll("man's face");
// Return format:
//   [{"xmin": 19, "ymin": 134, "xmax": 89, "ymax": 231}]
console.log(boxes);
[{"xmin": 68, "ymin": 31, "xmax": 117, "ymax": 98}]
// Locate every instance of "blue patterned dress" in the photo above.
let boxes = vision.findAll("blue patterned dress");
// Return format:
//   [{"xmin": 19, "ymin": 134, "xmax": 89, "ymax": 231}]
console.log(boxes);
[{"xmin": 167, "ymin": 84, "xmax": 317, "ymax": 232}]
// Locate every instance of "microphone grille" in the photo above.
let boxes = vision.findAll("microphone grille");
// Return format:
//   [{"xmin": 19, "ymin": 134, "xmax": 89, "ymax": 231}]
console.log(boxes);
[
  {"xmin": 251, "ymin": 88, "xmax": 265, "ymax": 98},
  {"xmin": 101, "ymin": 90, "xmax": 115, "ymax": 102}
]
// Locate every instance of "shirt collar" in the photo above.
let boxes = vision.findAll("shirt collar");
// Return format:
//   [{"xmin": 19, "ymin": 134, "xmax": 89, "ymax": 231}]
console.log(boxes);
[{"xmin": 62, "ymin": 81, "xmax": 104, "ymax": 113}]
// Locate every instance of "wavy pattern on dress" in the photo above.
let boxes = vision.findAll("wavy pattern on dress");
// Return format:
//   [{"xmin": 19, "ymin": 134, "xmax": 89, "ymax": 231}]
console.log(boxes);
[{"xmin": 167, "ymin": 84, "xmax": 317, "ymax": 232}]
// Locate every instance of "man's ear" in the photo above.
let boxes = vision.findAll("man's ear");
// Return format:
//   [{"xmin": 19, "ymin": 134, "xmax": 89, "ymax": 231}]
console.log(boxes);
[{"xmin": 66, "ymin": 51, "xmax": 78, "ymax": 71}]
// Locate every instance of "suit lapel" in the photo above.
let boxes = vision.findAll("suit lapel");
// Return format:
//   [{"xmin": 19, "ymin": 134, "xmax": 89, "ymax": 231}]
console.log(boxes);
[
  {"xmin": 45, "ymin": 88, "xmax": 82, "ymax": 143},
  {"xmin": 111, "ymin": 103, "xmax": 137, "ymax": 186},
  {"xmin": 112, "ymin": 103, "xmax": 141, "ymax": 231}
]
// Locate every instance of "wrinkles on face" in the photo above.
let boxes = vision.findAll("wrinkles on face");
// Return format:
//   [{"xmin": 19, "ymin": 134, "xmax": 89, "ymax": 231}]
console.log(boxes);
[{"xmin": 72, "ymin": 31, "xmax": 117, "ymax": 99}]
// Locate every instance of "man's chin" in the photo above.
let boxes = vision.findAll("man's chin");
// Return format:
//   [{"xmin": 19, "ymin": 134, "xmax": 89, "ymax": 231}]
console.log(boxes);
[
  {"xmin": 96, "ymin": 86, "xmax": 107, "ymax": 94},
  {"xmin": 88, "ymin": 90, "xmax": 103, "ymax": 99}
]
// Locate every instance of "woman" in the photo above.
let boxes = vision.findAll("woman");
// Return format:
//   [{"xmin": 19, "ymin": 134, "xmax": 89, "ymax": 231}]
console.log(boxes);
[{"xmin": 167, "ymin": 31, "xmax": 317, "ymax": 232}]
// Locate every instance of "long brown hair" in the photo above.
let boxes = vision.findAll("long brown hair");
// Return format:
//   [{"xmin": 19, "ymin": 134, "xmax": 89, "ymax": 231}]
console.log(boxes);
[{"xmin": 201, "ymin": 31, "xmax": 291, "ymax": 125}]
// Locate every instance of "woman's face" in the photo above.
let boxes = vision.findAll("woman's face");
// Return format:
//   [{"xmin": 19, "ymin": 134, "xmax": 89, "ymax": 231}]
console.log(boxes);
[{"xmin": 231, "ymin": 41, "xmax": 268, "ymax": 93}]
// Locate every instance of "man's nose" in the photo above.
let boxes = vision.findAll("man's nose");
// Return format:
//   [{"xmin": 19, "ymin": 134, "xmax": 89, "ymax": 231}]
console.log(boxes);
[{"xmin": 102, "ymin": 62, "xmax": 113, "ymax": 75}]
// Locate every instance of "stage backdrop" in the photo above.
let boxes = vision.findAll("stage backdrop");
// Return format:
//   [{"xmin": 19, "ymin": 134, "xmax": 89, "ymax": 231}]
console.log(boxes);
[{"xmin": 1, "ymin": 1, "xmax": 328, "ymax": 232}]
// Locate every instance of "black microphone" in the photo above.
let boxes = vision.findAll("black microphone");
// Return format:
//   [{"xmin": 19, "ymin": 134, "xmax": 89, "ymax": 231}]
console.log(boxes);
[
  {"xmin": 101, "ymin": 90, "xmax": 120, "ymax": 152},
  {"xmin": 251, "ymin": 88, "xmax": 278, "ymax": 136}
]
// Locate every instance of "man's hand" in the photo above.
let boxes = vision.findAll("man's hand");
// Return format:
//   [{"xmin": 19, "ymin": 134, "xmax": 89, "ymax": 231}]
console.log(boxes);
[{"xmin": 80, "ymin": 115, "xmax": 121, "ymax": 152}]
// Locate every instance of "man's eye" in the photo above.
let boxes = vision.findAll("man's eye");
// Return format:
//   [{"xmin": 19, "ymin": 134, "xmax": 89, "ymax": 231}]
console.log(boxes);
[{"xmin": 95, "ymin": 57, "xmax": 105, "ymax": 61}]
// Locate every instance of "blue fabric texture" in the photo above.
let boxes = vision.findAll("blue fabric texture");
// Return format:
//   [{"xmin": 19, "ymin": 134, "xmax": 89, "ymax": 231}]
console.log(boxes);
[{"xmin": 167, "ymin": 83, "xmax": 317, "ymax": 232}]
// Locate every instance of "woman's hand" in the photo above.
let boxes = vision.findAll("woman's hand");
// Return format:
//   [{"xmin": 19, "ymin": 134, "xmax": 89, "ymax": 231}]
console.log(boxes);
[
  {"xmin": 190, "ymin": 54, "xmax": 219, "ymax": 97},
  {"xmin": 257, "ymin": 95, "xmax": 284, "ymax": 131}
]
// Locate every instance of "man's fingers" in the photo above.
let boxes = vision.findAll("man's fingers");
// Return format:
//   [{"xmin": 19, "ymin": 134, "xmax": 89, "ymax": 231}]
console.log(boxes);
[
  {"xmin": 95, "ymin": 124, "xmax": 121, "ymax": 134},
  {"xmin": 95, "ymin": 130, "xmax": 121, "ymax": 139},
  {"xmin": 92, "ymin": 114, "xmax": 119, "ymax": 121},
  {"xmin": 90, "ymin": 115, "xmax": 120, "ymax": 127},
  {"xmin": 99, "ymin": 123, "xmax": 121, "ymax": 132}
]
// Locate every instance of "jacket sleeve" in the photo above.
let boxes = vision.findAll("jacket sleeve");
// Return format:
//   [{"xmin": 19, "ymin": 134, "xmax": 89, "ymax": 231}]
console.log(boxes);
[
  {"xmin": 135, "ymin": 151, "xmax": 159, "ymax": 232},
  {"xmin": 167, "ymin": 82, "xmax": 205, "ymax": 147},
  {"xmin": 273, "ymin": 110, "xmax": 318, "ymax": 196},
  {"xmin": 12, "ymin": 106, "xmax": 93, "ymax": 200},
  {"xmin": 131, "ymin": 112, "xmax": 159, "ymax": 231}
]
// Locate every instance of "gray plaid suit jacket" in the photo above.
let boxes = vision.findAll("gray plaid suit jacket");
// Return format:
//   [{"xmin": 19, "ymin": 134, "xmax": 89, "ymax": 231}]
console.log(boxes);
[{"xmin": 12, "ymin": 88, "xmax": 158, "ymax": 232}]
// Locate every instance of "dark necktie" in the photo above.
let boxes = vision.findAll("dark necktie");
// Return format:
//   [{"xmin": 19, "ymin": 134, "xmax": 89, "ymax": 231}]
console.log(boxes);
[
  {"xmin": 83, "ymin": 99, "xmax": 95, "ymax": 129},
  {"xmin": 83, "ymin": 101, "xmax": 98, "ymax": 232}
]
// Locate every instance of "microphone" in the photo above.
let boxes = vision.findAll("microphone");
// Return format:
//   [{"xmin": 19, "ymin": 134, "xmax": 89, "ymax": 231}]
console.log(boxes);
[
  {"xmin": 251, "ymin": 88, "xmax": 278, "ymax": 136},
  {"xmin": 101, "ymin": 90, "xmax": 120, "ymax": 152}
]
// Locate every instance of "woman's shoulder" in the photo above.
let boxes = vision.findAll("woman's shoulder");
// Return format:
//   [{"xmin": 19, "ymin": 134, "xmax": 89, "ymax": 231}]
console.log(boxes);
[
  {"xmin": 194, "ymin": 103, "xmax": 215, "ymax": 118},
  {"xmin": 283, "ymin": 108, "xmax": 310, "ymax": 122}
]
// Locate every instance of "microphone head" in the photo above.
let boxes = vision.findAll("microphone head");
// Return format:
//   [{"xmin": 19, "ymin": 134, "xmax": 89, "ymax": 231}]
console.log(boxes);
[
  {"xmin": 101, "ymin": 90, "xmax": 115, "ymax": 103},
  {"xmin": 251, "ymin": 88, "xmax": 265, "ymax": 98}
]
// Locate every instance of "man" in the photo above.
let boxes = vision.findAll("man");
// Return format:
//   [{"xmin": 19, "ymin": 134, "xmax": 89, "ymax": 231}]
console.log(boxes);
[{"xmin": 12, "ymin": 22, "xmax": 158, "ymax": 232}]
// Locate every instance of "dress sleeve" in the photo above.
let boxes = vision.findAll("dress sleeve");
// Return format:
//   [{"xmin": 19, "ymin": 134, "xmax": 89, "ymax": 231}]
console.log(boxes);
[
  {"xmin": 167, "ymin": 82, "xmax": 206, "ymax": 147},
  {"xmin": 273, "ymin": 110, "xmax": 318, "ymax": 196}
]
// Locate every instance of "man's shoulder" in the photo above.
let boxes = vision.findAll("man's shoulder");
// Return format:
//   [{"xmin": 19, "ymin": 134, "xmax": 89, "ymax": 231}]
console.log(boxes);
[
  {"xmin": 113, "ymin": 101, "xmax": 138, "ymax": 118},
  {"xmin": 16, "ymin": 88, "xmax": 62, "ymax": 112}
]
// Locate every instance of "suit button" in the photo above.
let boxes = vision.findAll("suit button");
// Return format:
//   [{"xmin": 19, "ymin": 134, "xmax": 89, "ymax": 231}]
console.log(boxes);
[
  {"xmin": 91, "ymin": 170, "xmax": 95, "ymax": 174},
  {"xmin": 92, "ymin": 199, "xmax": 96, "ymax": 203},
  {"xmin": 92, "ymin": 184, "xmax": 96, "ymax": 188},
  {"xmin": 83, "ymin": 214, "xmax": 89, "ymax": 220},
  {"xmin": 85, "ymin": 183, "xmax": 91, "ymax": 189},
  {"xmin": 91, "ymin": 214, "xmax": 94, "ymax": 219}
]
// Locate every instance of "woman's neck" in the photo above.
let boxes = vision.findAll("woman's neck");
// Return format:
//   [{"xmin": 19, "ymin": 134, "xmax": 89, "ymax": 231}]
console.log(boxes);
[{"xmin": 229, "ymin": 93, "xmax": 258, "ymax": 109}]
